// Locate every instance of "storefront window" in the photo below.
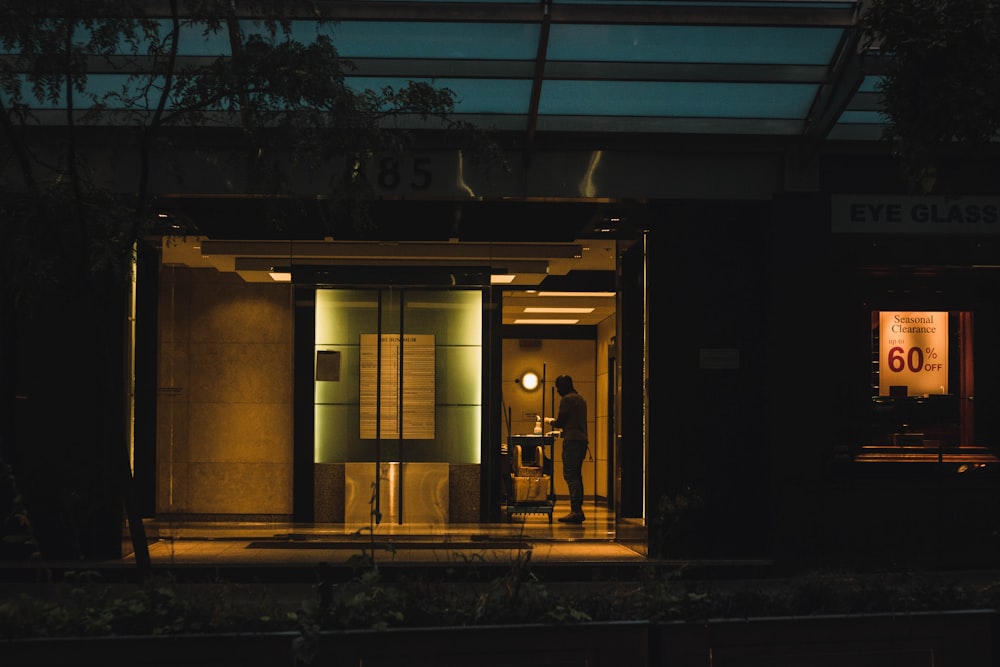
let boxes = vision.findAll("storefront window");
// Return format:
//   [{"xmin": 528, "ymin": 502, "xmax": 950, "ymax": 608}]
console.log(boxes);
[{"xmin": 861, "ymin": 310, "xmax": 982, "ymax": 462}]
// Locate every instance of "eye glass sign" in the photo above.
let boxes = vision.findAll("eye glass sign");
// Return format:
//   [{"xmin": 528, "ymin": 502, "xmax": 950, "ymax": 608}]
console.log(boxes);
[
  {"xmin": 879, "ymin": 312, "xmax": 948, "ymax": 397},
  {"xmin": 833, "ymin": 196, "xmax": 1000, "ymax": 233}
]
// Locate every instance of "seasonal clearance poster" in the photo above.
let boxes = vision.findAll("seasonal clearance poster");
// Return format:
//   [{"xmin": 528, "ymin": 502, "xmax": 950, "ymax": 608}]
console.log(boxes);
[{"xmin": 878, "ymin": 312, "xmax": 948, "ymax": 397}]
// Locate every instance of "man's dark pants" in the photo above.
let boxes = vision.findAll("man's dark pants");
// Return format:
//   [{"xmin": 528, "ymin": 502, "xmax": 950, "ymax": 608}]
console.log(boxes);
[{"xmin": 562, "ymin": 439, "xmax": 588, "ymax": 512}]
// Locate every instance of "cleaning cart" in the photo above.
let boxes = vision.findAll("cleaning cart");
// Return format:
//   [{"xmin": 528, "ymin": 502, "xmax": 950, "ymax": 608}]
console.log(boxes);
[{"xmin": 504, "ymin": 434, "xmax": 555, "ymax": 522}]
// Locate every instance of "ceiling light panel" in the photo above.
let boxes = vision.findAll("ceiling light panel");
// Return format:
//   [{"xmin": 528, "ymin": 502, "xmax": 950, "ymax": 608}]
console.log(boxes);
[
  {"xmin": 524, "ymin": 307, "xmax": 595, "ymax": 314},
  {"xmin": 514, "ymin": 318, "xmax": 580, "ymax": 325}
]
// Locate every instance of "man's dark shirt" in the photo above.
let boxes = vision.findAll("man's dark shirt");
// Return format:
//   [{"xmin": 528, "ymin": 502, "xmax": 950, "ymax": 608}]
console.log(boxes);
[{"xmin": 554, "ymin": 392, "xmax": 587, "ymax": 442}]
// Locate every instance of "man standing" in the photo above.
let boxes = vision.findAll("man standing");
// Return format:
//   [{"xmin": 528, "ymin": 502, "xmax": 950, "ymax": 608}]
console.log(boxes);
[{"xmin": 551, "ymin": 375, "xmax": 588, "ymax": 524}]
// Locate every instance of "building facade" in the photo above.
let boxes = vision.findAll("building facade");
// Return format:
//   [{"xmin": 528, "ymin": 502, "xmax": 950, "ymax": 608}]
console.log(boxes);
[{"xmin": 4, "ymin": 1, "xmax": 1000, "ymax": 568}]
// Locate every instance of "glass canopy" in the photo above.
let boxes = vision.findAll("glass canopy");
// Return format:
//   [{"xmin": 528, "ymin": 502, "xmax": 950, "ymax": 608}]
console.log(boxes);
[
  {"xmin": 262, "ymin": 0, "xmax": 878, "ymax": 138},
  {"xmin": 8, "ymin": 0, "xmax": 885, "ymax": 141}
]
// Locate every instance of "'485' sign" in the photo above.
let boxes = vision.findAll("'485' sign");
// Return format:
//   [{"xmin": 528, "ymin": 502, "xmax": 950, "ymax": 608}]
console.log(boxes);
[
  {"xmin": 349, "ymin": 152, "xmax": 493, "ymax": 198},
  {"xmin": 369, "ymin": 155, "xmax": 434, "ymax": 191}
]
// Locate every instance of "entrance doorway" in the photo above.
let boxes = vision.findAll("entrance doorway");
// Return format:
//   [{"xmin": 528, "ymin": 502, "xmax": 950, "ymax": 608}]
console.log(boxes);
[{"xmin": 156, "ymin": 232, "xmax": 638, "ymax": 543}]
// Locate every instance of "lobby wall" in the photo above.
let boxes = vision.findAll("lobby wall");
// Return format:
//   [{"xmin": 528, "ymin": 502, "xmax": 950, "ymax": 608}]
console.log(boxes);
[
  {"xmin": 156, "ymin": 267, "xmax": 294, "ymax": 517},
  {"xmin": 153, "ymin": 268, "xmax": 607, "ymax": 520},
  {"xmin": 594, "ymin": 315, "xmax": 616, "ymax": 502}
]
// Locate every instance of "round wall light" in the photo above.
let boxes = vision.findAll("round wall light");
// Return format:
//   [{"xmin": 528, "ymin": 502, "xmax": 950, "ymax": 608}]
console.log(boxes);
[{"xmin": 518, "ymin": 371, "xmax": 540, "ymax": 391}]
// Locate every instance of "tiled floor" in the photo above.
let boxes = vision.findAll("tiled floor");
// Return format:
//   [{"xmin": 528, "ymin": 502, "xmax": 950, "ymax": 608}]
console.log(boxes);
[{"xmin": 133, "ymin": 504, "xmax": 648, "ymax": 567}]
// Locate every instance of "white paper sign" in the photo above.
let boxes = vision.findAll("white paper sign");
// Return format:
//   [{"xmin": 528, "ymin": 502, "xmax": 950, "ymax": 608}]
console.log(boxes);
[{"xmin": 360, "ymin": 333, "xmax": 435, "ymax": 439}]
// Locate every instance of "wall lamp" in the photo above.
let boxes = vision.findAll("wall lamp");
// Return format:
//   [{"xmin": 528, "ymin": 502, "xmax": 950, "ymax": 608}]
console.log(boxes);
[{"xmin": 516, "ymin": 370, "xmax": 540, "ymax": 391}]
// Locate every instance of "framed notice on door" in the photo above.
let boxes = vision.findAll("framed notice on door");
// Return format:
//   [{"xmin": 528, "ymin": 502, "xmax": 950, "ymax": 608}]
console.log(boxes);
[{"xmin": 359, "ymin": 333, "xmax": 435, "ymax": 439}]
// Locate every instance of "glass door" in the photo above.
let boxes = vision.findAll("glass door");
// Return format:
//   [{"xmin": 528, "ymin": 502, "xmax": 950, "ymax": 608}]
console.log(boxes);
[{"xmin": 314, "ymin": 286, "xmax": 484, "ymax": 526}]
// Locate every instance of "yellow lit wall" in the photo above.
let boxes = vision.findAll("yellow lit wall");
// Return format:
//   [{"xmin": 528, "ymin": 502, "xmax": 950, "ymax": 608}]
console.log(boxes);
[
  {"xmin": 155, "ymin": 266, "xmax": 612, "ymax": 519},
  {"xmin": 594, "ymin": 315, "xmax": 616, "ymax": 501},
  {"xmin": 502, "ymin": 337, "xmax": 600, "ymax": 502},
  {"xmin": 156, "ymin": 267, "xmax": 294, "ymax": 516}
]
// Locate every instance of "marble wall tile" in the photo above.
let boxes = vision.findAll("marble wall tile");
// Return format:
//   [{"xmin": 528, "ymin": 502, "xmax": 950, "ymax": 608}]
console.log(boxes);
[{"xmin": 187, "ymin": 462, "xmax": 293, "ymax": 514}]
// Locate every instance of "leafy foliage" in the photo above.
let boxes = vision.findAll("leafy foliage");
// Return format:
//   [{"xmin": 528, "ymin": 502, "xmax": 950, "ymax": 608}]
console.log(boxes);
[
  {"xmin": 0, "ymin": 0, "xmax": 495, "ymax": 299},
  {"xmin": 0, "ymin": 458, "xmax": 40, "ymax": 561},
  {"xmin": 0, "ymin": 1, "xmax": 499, "ymax": 563},
  {"xmin": 0, "ymin": 573, "xmax": 301, "ymax": 638},
  {"xmin": 862, "ymin": 0, "xmax": 1000, "ymax": 191},
  {"xmin": 3, "ymin": 564, "xmax": 1000, "ymax": 639},
  {"xmin": 649, "ymin": 488, "xmax": 705, "ymax": 559}
]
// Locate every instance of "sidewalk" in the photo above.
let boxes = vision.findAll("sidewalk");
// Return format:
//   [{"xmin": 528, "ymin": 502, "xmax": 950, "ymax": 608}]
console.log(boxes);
[
  {"xmin": 0, "ymin": 506, "xmax": 782, "ymax": 584},
  {"xmin": 125, "ymin": 509, "xmax": 670, "ymax": 581}
]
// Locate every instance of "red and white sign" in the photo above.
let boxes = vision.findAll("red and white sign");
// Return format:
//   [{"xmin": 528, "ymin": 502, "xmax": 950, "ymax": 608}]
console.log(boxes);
[{"xmin": 878, "ymin": 312, "xmax": 948, "ymax": 397}]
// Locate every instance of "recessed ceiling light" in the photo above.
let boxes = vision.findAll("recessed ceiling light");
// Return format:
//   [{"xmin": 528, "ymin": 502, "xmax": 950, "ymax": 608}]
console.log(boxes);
[
  {"xmin": 513, "ymin": 318, "xmax": 580, "ymax": 325},
  {"xmin": 536, "ymin": 291, "xmax": 615, "ymax": 298},
  {"xmin": 524, "ymin": 307, "xmax": 594, "ymax": 314}
]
